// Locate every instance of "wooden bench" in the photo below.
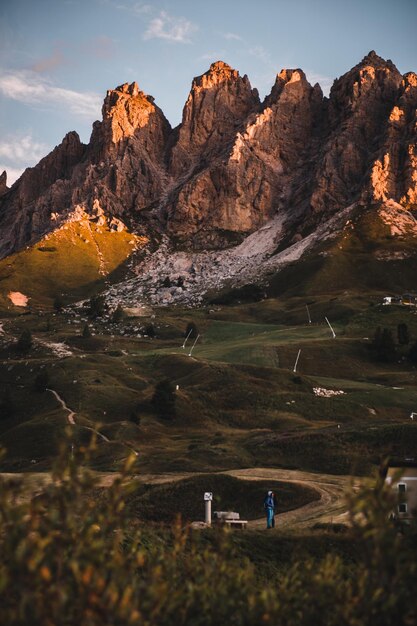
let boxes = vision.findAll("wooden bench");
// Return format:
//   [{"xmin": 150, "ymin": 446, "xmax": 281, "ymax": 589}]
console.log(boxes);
[{"xmin": 224, "ymin": 519, "xmax": 247, "ymax": 530}]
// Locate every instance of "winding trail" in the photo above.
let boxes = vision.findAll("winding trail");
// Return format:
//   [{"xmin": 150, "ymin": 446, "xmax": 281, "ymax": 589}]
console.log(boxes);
[
  {"xmin": 46, "ymin": 388, "xmax": 76, "ymax": 424},
  {"xmin": 118, "ymin": 467, "xmax": 358, "ymax": 530},
  {"xmin": 224, "ymin": 468, "xmax": 357, "ymax": 529},
  {"xmin": 46, "ymin": 388, "xmax": 139, "ymax": 455}
]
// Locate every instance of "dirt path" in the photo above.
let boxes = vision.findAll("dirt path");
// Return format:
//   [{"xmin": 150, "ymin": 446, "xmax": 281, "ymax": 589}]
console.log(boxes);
[
  {"xmin": 46, "ymin": 388, "xmax": 76, "ymax": 424},
  {"xmin": 122, "ymin": 467, "xmax": 358, "ymax": 530},
  {"xmin": 223, "ymin": 468, "xmax": 357, "ymax": 529},
  {"xmin": 45, "ymin": 388, "xmax": 140, "ymax": 455},
  {"xmin": 0, "ymin": 467, "xmax": 357, "ymax": 529}
]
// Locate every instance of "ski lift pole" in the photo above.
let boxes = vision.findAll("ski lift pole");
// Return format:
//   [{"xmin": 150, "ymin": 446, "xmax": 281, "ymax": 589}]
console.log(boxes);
[
  {"xmin": 325, "ymin": 316, "xmax": 336, "ymax": 339},
  {"xmin": 293, "ymin": 349, "xmax": 301, "ymax": 373},
  {"xmin": 189, "ymin": 334, "xmax": 200, "ymax": 357},
  {"xmin": 306, "ymin": 304, "xmax": 312, "ymax": 324},
  {"xmin": 182, "ymin": 328, "xmax": 193, "ymax": 349}
]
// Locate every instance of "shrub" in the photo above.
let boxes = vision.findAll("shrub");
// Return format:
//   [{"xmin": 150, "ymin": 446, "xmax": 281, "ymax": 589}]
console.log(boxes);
[
  {"xmin": 0, "ymin": 442, "xmax": 416, "ymax": 626},
  {"xmin": 152, "ymin": 379, "xmax": 176, "ymax": 420},
  {"xmin": 397, "ymin": 323, "xmax": 410, "ymax": 345},
  {"xmin": 111, "ymin": 305, "xmax": 124, "ymax": 324},
  {"xmin": 34, "ymin": 370, "xmax": 49, "ymax": 393},
  {"xmin": 185, "ymin": 322, "xmax": 199, "ymax": 339},
  {"xmin": 89, "ymin": 295, "xmax": 106, "ymax": 318},
  {"xmin": 372, "ymin": 326, "xmax": 396, "ymax": 362},
  {"xmin": 82, "ymin": 323, "xmax": 92, "ymax": 339},
  {"xmin": 53, "ymin": 295, "xmax": 65, "ymax": 313},
  {"xmin": 16, "ymin": 329, "xmax": 32, "ymax": 352}
]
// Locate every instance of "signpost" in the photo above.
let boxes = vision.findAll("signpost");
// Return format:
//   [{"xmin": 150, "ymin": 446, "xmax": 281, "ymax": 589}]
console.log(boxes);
[{"xmin": 204, "ymin": 492, "xmax": 213, "ymax": 526}]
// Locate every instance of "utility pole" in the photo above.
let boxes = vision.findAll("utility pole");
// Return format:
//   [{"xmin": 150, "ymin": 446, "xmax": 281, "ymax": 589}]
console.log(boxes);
[
  {"xmin": 189, "ymin": 334, "xmax": 200, "ymax": 357},
  {"xmin": 182, "ymin": 328, "xmax": 192, "ymax": 349},
  {"xmin": 325, "ymin": 317, "xmax": 336, "ymax": 339},
  {"xmin": 293, "ymin": 349, "xmax": 301, "ymax": 373}
]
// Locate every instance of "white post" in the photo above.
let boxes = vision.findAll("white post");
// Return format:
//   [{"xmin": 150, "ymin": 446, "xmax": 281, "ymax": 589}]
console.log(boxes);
[
  {"xmin": 325, "ymin": 316, "xmax": 336, "ymax": 339},
  {"xmin": 293, "ymin": 349, "xmax": 301, "ymax": 373},
  {"xmin": 306, "ymin": 304, "xmax": 311, "ymax": 324},
  {"xmin": 182, "ymin": 328, "xmax": 193, "ymax": 349},
  {"xmin": 189, "ymin": 333, "xmax": 200, "ymax": 357},
  {"xmin": 204, "ymin": 492, "xmax": 212, "ymax": 526}
]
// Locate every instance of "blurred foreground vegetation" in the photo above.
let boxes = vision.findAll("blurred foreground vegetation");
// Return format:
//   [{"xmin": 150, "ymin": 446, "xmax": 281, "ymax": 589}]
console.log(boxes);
[{"xmin": 0, "ymin": 437, "xmax": 416, "ymax": 626}]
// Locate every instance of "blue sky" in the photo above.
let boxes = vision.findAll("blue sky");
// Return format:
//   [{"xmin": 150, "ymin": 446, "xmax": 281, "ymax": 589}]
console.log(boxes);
[{"xmin": 0, "ymin": 0, "xmax": 416, "ymax": 184}]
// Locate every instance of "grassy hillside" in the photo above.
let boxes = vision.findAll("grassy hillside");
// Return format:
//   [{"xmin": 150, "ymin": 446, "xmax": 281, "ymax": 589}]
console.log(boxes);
[{"xmin": 0, "ymin": 217, "xmax": 144, "ymax": 310}]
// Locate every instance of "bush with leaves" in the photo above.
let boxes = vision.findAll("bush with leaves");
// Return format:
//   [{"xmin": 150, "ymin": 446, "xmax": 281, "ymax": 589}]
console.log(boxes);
[
  {"xmin": 34, "ymin": 370, "xmax": 49, "ymax": 393},
  {"xmin": 152, "ymin": 379, "xmax": 176, "ymax": 420},
  {"xmin": 0, "ymin": 440, "xmax": 416, "ymax": 626},
  {"xmin": 16, "ymin": 329, "xmax": 32, "ymax": 352},
  {"xmin": 88, "ymin": 295, "xmax": 106, "ymax": 318},
  {"xmin": 372, "ymin": 326, "xmax": 396, "ymax": 362}
]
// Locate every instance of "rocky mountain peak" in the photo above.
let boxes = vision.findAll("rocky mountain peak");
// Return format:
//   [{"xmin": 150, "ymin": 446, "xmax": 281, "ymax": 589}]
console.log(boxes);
[
  {"xmin": 99, "ymin": 81, "xmax": 166, "ymax": 145},
  {"xmin": 0, "ymin": 170, "xmax": 8, "ymax": 196},
  {"xmin": 0, "ymin": 52, "xmax": 416, "ymax": 261},
  {"xmin": 169, "ymin": 61, "xmax": 260, "ymax": 178}
]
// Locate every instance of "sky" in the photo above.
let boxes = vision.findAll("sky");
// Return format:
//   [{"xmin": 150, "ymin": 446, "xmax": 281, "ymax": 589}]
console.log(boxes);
[{"xmin": 0, "ymin": 0, "xmax": 416, "ymax": 185}]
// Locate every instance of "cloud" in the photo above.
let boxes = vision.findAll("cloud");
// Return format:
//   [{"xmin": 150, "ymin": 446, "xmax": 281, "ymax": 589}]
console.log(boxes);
[
  {"xmin": 305, "ymin": 71, "xmax": 334, "ymax": 96},
  {"xmin": 0, "ymin": 133, "xmax": 50, "ymax": 186},
  {"xmin": 0, "ymin": 69, "xmax": 101, "ymax": 118},
  {"xmin": 143, "ymin": 11, "xmax": 197, "ymax": 43},
  {"xmin": 199, "ymin": 51, "xmax": 227, "ymax": 62},
  {"xmin": 31, "ymin": 47, "xmax": 66, "ymax": 73},
  {"xmin": 85, "ymin": 35, "xmax": 116, "ymax": 59},
  {"xmin": 248, "ymin": 45, "xmax": 273, "ymax": 67},
  {"xmin": 0, "ymin": 134, "xmax": 48, "ymax": 165},
  {"xmin": 222, "ymin": 32, "xmax": 242, "ymax": 41},
  {"xmin": 0, "ymin": 165, "xmax": 25, "ymax": 186}
]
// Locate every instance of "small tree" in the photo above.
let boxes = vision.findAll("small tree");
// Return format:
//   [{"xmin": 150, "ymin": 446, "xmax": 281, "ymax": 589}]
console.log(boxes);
[
  {"xmin": 372, "ymin": 327, "xmax": 396, "ymax": 362},
  {"xmin": 408, "ymin": 340, "xmax": 417, "ymax": 364},
  {"xmin": 53, "ymin": 295, "xmax": 65, "ymax": 313},
  {"xmin": 82, "ymin": 324, "xmax": 92, "ymax": 339},
  {"xmin": 89, "ymin": 295, "xmax": 106, "ymax": 318},
  {"xmin": 16, "ymin": 329, "xmax": 32, "ymax": 352},
  {"xmin": 397, "ymin": 323, "xmax": 410, "ymax": 346},
  {"xmin": 152, "ymin": 380, "xmax": 176, "ymax": 420},
  {"xmin": 34, "ymin": 370, "xmax": 49, "ymax": 392},
  {"xmin": 185, "ymin": 322, "xmax": 199, "ymax": 339},
  {"xmin": 111, "ymin": 305, "xmax": 124, "ymax": 324},
  {"xmin": 145, "ymin": 323, "xmax": 156, "ymax": 338}
]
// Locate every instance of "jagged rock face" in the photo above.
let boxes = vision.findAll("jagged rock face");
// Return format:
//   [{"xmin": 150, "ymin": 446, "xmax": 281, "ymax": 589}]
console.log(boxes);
[
  {"xmin": 167, "ymin": 68, "xmax": 324, "ymax": 248},
  {"xmin": 0, "ymin": 52, "xmax": 416, "ymax": 260},
  {"xmin": 0, "ymin": 171, "xmax": 8, "ymax": 197},
  {"xmin": 82, "ymin": 82, "xmax": 171, "ymax": 215},
  {"xmin": 370, "ymin": 72, "xmax": 417, "ymax": 207},
  {"xmin": 169, "ymin": 61, "xmax": 260, "ymax": 179},
  {"xmin": 310, "ymin": 51, "xmax": 403, "ymax": 216},
  {"xmin": 0, "ymin": 83, "xmax": 171, "ymax": 257},
  {"xmin": 0, "ymin": 132, "xmax": 86, "ymax": 257}
]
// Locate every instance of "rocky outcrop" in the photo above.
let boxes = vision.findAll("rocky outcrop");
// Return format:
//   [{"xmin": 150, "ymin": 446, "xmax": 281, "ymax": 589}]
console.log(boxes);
[
  {"xmin": 0, "ymin": 171, "xmax": 8, "ymax": 197},
  {"xmin": 166, "ymin": 67, "xmax": 324, "ymax": 248},
  {"xmin": 0, "ymin": 132, "xmax": 86, "ymax": 257},
  {"xmin": 309, "ymin": 51, "xmax": 403, "ymax": 218},
  {"xmin": 85, "ymin": 82, "xmax": 171, "ymax": 214},
  {"xmin": 169, "ymin": 61, "xmax": 260, "ymax": 179},
  {"xmin": 369, "ymin": 71, "xmax": 417, "ymax": 208},
  {"xmin": 0, "ymin": 52, "xmax": 416, "ymax": 259}
]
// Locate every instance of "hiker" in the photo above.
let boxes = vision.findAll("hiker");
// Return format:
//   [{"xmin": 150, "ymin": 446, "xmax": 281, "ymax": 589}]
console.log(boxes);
[{"xmin": 264, "ymin": 490, "xmax": 276, "ymax": 529}]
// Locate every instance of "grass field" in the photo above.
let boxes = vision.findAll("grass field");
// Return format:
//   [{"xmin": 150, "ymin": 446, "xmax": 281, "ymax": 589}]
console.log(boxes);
[{"xmin": 1, "ymin": 286, "xmax": 417, "ymax": 475}]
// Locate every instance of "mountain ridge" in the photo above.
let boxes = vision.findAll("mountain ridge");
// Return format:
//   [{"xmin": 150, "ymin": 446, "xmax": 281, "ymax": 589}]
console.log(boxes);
[{"xmin": 0, "ymin": 51, "xmax": 416, "ymax": 269}]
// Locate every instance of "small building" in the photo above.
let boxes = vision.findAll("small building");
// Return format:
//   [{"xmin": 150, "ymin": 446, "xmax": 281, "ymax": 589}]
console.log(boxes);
[{"xmin": 385, "ymin": 459, "xmax": 417, "ymax": 522}]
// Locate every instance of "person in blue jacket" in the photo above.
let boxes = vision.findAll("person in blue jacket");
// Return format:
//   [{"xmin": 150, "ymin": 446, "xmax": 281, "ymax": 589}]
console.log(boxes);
[{"xmin": 264, "ymin": 490, "xmax": 276, "ymax": 529}]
